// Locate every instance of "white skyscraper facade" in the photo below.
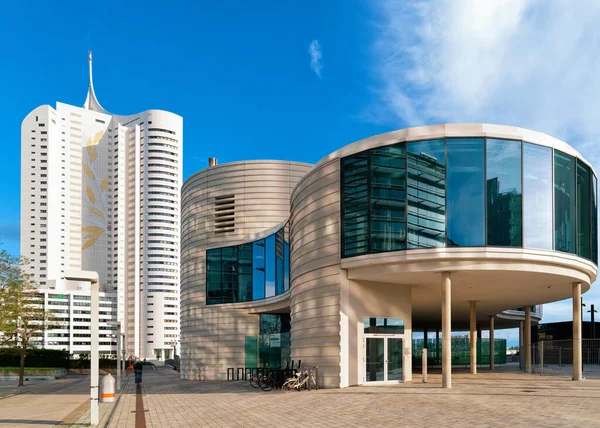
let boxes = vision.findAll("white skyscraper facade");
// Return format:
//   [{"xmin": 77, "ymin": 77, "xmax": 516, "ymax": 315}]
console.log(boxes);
[{"xmin": 20, "ymin": 52, "xmax": 182, "ymax": 360}]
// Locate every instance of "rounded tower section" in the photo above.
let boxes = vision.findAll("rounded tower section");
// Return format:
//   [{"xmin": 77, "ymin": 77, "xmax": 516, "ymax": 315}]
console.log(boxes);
[
  {"xmin": 180, "ymin": 160, "xmax": 312, "ymax": 380},
  {"xmin": 141, "ymin": 110, "xmax": 183, "ymax": 360},
  {"xmin": 290, "ymin": 124, "xmax": 597, "ymax": 388}
]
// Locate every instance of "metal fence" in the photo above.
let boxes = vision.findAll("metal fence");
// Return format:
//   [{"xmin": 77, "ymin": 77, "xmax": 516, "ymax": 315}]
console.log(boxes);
[
  {"xmin": 413, "ymin": 337, "xmax": 507, "ymax": 367},
  {"xmin": 530, "ymin": 339, "xmax": 600, "ymax": 378}
]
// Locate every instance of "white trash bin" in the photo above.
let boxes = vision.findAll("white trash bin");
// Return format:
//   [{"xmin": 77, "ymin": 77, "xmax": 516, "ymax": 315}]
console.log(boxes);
[{"xmin": 101, "ymin": 373, "xmax": 116, "ymax": 403}]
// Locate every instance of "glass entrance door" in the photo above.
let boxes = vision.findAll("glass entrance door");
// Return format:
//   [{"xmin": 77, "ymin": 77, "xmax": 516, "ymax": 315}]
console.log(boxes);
[{"xmin": 364, "ymin": 335, "xmax": 403, "ymax": 384}]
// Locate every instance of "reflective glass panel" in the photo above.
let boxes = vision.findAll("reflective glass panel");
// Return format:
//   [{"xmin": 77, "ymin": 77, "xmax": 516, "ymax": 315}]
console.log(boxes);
[
  {"xmin": 364, "ymin": 317, "xmax": 405, "ymax": 334},
  {"xmin": 486, "ymin": 139, "xmax": 522, "ymax": 246},
  {"xmin": 265, "ymin": 235, "xmax": 275, "ymax": 298},
  {"xmin": 206, "ymin": 224, "xmax": 291, "ymax": 305},
  {"xmin": 206, "ymin": 248, "xmax": 222, "ymax": 304},
  {"xmin": 446, "ymin": 138, "xmax": 484, "ymax": 246},
  {"xmin": 407, "ymin": 139, "xmax": 446, "ymax": 248},
  {"xmin": 593, "ymin": 174, "xmax": 598, "ymax": 264},
  {"xmin": 252, "ymin": 239, "xmax": 265, "ymax": 300},
  {"xmin": 365, "ymin": 338, "xmax": 384, "ymax": 382},
  {"xmin": 370, "ymin": 144, "xmax": 407, "ymax": 252},
  {"xmin": 341, "ymin": 154, "xmax": 369, "ymax": 257},
  {"xmin": 577, "ymin": 159, "xmax": 592, "ymax": 259},
  {"xmin": 221, "ymin": 247, "xmax": 237, "ymax": 303},
  {"xmin": 238, "ymin": 243, "xmax": 253, "ymax": 302},
  {"xmin": 275, "ymin": 229, "xmax": 284, "ymax": 295},
  {"xmin": 523, "ymin": 143, "xmax": 553, "ymax": 250},
  {"xmin": 387, "ymin": 338, "xmax": 403, "ymax": 381},
  {"xmin": 554, "ymin": 150, "xmax": 576, "ymax": 253},
  {"xmin": 283, "ymin": 242, "xmax": 290, "ymax": 292}
]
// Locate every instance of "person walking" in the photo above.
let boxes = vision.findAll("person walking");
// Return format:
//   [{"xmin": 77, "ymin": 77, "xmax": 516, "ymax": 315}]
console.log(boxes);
[{"xmin": 134, "ymin": 359, "xmax": 144, "ymax": 384}]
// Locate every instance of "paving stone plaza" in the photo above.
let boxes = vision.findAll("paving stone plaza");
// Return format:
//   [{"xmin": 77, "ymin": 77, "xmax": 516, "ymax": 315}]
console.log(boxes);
[{"xmin": 61, "ymin": 367, "xmax": 600, "ymax": 427}]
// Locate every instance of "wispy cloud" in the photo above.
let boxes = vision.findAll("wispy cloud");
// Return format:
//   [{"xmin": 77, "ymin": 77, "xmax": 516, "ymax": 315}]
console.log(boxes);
[
  {"xmin": 308, "ymin": 40, "xmax": 323, "ymax": 78},
  {"xmin": 370, "ymin": 0, "xmax": 600, "ymax": 166},
  {"xmin": 369, "ymin": 0, "xmax": 600, "ymax": 322}
]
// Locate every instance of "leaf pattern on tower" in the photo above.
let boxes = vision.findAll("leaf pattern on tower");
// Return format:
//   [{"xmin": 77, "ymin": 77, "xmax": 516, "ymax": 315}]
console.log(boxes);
[{"xmin": 82, "ymin": 128, "xmax": 108, "ymax": 249}]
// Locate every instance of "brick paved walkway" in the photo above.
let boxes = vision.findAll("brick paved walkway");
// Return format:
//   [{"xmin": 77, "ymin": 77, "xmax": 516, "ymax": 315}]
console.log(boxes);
[{"xmin": 95, "ymin": 367, "xmax": 600, "ymax": 428}]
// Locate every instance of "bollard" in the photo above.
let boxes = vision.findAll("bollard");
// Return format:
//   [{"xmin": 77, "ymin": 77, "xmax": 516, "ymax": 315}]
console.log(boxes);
[
  {"xmin": 422, "ymin": 348, "xmax": 428, "ymax": 383},
  {"xmin": 101, "ymin": 373, "xmax": 116, "ymax": 403}
]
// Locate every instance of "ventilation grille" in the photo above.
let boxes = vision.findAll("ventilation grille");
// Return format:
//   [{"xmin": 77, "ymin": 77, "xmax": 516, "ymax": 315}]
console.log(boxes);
[{"xmin": 214, "ymin": 194, "xmax": 235, "ymax": 234}]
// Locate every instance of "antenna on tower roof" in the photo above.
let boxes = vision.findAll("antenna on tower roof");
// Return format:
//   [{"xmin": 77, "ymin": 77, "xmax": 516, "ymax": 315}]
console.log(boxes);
[{"xmin": 83, "ymin": 50, "xmax": 107, "ymax": 114}]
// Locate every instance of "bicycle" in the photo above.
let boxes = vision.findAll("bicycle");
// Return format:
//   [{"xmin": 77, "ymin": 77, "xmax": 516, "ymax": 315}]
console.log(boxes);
[
  {"xmin": 258, "ymin": 370, "xmax": 279, "ymax": 391},
  {"xmin": 282, "ymin": 367, "xmax": 317, "ymax": 392},
  {"xmin": 248, "ymin": 372, "xmax": 263, "ymax": 389}
]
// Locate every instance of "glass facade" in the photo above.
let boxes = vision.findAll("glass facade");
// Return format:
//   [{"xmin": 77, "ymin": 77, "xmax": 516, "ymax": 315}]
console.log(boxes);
[
  {"xmin": 446, "ymin": 138, "xmax": 484, "ymax": 246},
  {"xmin": 244, "ymin": 313, "xmax": 291, "ymax": 369},
  {"xmin": 341, "ymin": 138, "xmax": 597, "ymax": 265},
  {"xmin": 523, "ymin": 143, "xmax": 553, "ymax": 250},
  {"xmin": 486, "ymin": 139, "xmax": 522, "ymax": 247},
  {"xmin": 206, "ymin": 224, "xmax": 290, "ymax": 305},
  {"xmin": 577, "ymin": 160, "xmax": 592, "ymax": 260},
  {"xmin": 554, "ymin": 150, "xmax": 576, "ymax": 254},
  {"xmin": 407, "ymin": 139, "xmax": 446, "ymax": 248}
]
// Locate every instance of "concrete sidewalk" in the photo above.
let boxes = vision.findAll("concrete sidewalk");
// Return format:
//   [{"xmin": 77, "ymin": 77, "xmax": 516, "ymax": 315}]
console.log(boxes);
[
  {"xmin": 101, "ymin": 366, "xmax": 600, "ymax": 428},
  {"xmin": 0, "ymin": 375, "xmax": 90, "ymax": 428}
]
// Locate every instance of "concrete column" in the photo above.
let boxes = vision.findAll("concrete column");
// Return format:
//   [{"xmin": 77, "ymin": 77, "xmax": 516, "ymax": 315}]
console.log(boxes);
[
  {"xmin": 161, "ymin": 349, "xmax": 165, "ymax": 361},
  {"xmin": 470, "ymin": 301, "xmax": 477, "ymax": 374},
  {"xmin": 90, "ymin": 282, "xmax": 99, "ymax": 425},
  {"xmin": 525, "ymin": 306, "xmax": 531, "ymax": 373},
  {"xmin": 436, "ymin": 328, "xmax": 440, "ymax": 360},
  {"xmin": 489, "ymin": 315, "xmax": 495, "ymax": 371},
  {"xmin": 441, "ymin": 272, "xmax": 452, "ymax": 389},
  {"xmin": 573, "ymin": 282, "xmax": 583, "ymax": 381},
  {"xmin": 116, "ymin": 328, "xmax": 121, "ymax": 391},
  {"xmin": 519, "ymin": 320, "xmax": 524, "ymax": 370}
]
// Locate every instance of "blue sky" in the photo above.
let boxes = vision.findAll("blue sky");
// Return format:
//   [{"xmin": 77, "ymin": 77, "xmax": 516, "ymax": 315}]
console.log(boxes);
[{"xmin": 1, "ymin": 0, "xmax": 600, "ymax": 341}]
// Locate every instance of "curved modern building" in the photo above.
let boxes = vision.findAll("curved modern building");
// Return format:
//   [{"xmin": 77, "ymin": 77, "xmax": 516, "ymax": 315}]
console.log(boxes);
[
  {"xmin": 21, "ymin": 52, "xmax": 182, "ymax": 360},
  {"xmin": 181, "ymin": 124, "xmax": 597, "ymax": 388},
  {"xmin": 180, "ymin": 160, "xmax": 312, "ymax": 380}
]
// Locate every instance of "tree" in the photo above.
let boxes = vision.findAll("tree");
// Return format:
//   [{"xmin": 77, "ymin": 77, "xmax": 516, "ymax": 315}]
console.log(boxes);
[{"xmin": 0, "ymin": 250, "xmax": 59, "ymax": 386}]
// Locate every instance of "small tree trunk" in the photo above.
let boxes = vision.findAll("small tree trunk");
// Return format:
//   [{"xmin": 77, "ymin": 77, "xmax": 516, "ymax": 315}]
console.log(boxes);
[{"xmin": 18, "ymin": 351, "xmax": 25, "ymax": 387}]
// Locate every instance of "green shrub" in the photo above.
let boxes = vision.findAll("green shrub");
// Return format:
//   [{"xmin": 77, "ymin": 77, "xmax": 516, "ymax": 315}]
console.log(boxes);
[{"xmin": 0, "ymin": 348, "xmax": 70, "ymax": 368}]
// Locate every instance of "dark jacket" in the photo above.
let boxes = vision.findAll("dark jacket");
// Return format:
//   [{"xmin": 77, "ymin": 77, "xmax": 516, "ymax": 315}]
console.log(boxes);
[{"xmin": 134, "ymin": 361, "xmax": 144, "ymax": 371}]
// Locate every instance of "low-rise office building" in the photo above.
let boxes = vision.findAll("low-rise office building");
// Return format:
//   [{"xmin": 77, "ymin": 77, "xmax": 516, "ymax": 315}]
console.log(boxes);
[{"xmin": 180, "ymin": 124, "xmax": 597, "ymax": 388}]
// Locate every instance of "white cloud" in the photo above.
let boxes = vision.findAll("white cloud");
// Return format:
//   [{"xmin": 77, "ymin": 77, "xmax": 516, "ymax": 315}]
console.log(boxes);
[
  {"xmin": 370, "ymin": 0, "xmax": 600, "ymax": 165},
  {"xmin": 309, "ymin": 40, "xmax": 323, "ymax": 78},
  {"xmin": 370, "ymin": 0, "xmax": 600, "ymax": 322}
]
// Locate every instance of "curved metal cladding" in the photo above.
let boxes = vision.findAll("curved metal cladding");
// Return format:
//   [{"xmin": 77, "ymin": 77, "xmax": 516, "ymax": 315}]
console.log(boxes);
[
  {"xmin": 289, "ymin": 157, "xmax": 343, "ymax": 389},
  {"xmin": 180, "ymin": 160, "xmax": 312, "ymax": 380},
  {"xmin": 290, "ymin": 123, "xmax": 598, "ymax": 388}
]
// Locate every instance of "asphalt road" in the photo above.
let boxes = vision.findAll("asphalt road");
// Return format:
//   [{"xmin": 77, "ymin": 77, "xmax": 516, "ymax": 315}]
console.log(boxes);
[{"xmin": 0, "ymin": 375, "xmax": 89, "ymax": 427}]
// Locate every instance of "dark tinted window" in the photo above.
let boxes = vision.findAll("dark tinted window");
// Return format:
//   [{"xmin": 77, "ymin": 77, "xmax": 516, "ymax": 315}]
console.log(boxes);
[
  {"xmin": 554, "ymin": 150, "xmax": 576, "ymax": 254},
  {"xmin": 523, "ymin": 143, "xmax": 552, "ymax": 250},
  {"xmin": 577, "ymin": 159, "xmax": 592, "ymax": 259},
  {"xmin": 486, "ymin": 139, "xmax": 522, "ymax": 246},
  {"xmin": 446, "ymin": 138, "xmax": 484, "ymax": 246},
  {"xmin": 407, "ymin": 139, "xmax": 446, "ymax": 248},
  {"xmin": 341, "ymin": 154, "xmax": 369, "ymax": 257},
  {"xmin": 370, "ymin": 144, "xmax": 407, "ymax": 252}
]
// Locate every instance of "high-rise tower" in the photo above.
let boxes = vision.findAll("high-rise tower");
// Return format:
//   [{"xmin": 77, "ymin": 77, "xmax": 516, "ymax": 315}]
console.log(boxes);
[{"xmin": 20, "ymin": 52, "xmax": 182, "ymax": 359}]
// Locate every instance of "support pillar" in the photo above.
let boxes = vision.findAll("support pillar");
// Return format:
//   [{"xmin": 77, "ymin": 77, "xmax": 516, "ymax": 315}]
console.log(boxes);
[
  {"xmin": 470, "ymin": 301, "xmax": 477, "ymax": 374},
  {"xmin": 441, "ymin": 272, "xmax": 452, "ymax": 388},
  {"xmin": 573, "ymin": 282, "xmax": 583, "ymax": 381},
  {"xmin": 525, "ymin": 306, "xmax": 531, "ymax": 373},
  {"xmin": 489, "ymin": 315, "xmax": 495, "ymax": 371},
  {"xmin": 91, "ymin": 281, "xmax": 99, "ymax": 425},
  {"xmin": 436, "ymin": 328, "xmax": 440, "ymax": 360},
  {"xmin": 519, "ymin": 320, "xmax": 524, "ymax": 370}
]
